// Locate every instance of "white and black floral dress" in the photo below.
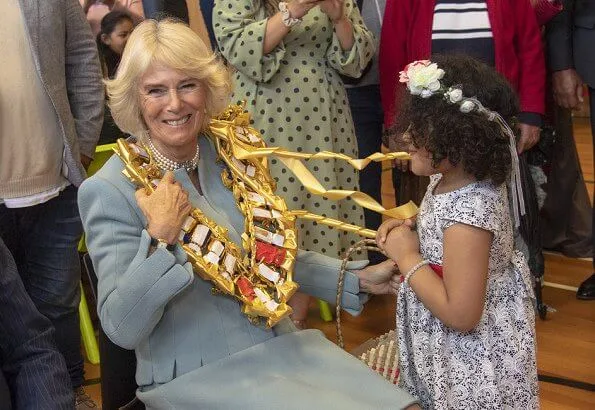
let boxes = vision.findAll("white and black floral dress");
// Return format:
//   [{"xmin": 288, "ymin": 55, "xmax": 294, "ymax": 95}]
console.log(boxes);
[{"xmin": 397, "ymin": 175, "xmax": 538, "ymax": 409}]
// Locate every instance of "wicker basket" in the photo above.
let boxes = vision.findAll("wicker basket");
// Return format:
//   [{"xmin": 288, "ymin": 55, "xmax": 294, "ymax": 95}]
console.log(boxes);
[{"xmin": 336, "ymin": 239, "xmax": 400, "ymax": 384}]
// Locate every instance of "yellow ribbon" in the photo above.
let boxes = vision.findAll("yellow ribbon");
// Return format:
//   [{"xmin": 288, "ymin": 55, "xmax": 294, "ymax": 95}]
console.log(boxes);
[
  {"xmin": 208, "ymin": 104, "xmax": 419, "ymax": 237},
  {"xmin": 277, "ymin": 156, "xmax": 418, "ymax": 220},
  {"xmin": 231, "ymin": 144, "xmax": 411, "ymax": 171}
]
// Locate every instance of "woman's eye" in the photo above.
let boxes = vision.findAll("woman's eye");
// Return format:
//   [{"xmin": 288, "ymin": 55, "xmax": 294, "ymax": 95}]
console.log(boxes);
[
  {"xmin": 147, "ymin": 88, "xmax": 166, "ymax": 96},
  {"xmin": 180, "ymin": 83, "xmax": 198, "ymax": 92}
]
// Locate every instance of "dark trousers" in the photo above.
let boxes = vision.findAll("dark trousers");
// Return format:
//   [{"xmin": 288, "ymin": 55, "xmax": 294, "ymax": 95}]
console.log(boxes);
[
  {"xmin": 0, "ymin": 237, "xmax": 73, "ymax": 409},
  {"xmin": 98, "ymin": 328, "xmax": 140, "ymax": 410},
  {"xmin": 346, "ymin": 85, "xmax": 384, "ymax": 263},
  {"xmin": 540, "ymin": 105, "xmax": 592, "ymax": 258},
  {"xmin": 0, "ymin": 186, "xmax": 84, "ymax": 388}
]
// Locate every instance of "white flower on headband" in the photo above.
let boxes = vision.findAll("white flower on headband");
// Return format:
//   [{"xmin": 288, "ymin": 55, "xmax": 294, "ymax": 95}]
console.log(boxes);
[
  {"xmin": 444, "ymin": 87, "xmax": 463, "ymax": 103},
  {"xmin": 459, "ymin": 100, "xmax": 476, "ymax": 113},
  {"xmin": 399, "ymin": 60, "xmax": 445, "ymax": 99}
]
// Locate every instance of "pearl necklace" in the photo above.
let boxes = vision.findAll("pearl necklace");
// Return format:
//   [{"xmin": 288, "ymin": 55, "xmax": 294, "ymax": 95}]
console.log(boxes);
[{"xmin": 147, "ymin": 137, "xmax": 200, "ymax": 173}]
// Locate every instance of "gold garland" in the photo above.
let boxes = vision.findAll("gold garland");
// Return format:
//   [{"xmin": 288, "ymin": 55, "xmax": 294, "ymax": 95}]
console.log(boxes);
[
  {"xmin": 209, "ymin": 105, "xmax": 419, "ymax": 222},
  {"xmin": 115, "ymin": 134, "xmax": 299, "ymax": 328},
  {"xmin": 115, "ymin": 103, "xmax": 417, "ymax": 327}
]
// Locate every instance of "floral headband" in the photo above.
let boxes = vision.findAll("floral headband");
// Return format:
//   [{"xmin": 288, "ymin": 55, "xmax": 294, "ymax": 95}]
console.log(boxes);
[{"xmin": 399, "ymin": 60, "xmax": 525, "ymax": 227}]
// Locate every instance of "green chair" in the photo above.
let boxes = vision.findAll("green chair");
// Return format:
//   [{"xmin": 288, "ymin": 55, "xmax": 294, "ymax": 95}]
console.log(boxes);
[
  {"xmin": 318, "ymin": 299, "xmax": 333, "ymax": 322},
  {"xmin": 79, "ymin": 143, "xmax": 117, "ymax": 365}
]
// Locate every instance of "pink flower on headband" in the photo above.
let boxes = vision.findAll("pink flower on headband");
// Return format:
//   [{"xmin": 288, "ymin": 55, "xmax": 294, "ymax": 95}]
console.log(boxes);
[{"xmin": 399, "ymin": 60, "xmax": 445, "ymax": 98}]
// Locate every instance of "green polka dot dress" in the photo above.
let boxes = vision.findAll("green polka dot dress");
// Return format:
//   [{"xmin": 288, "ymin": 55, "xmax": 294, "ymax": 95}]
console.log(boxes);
[{"xmin": 214, "ymin": 0, "xmax": 376, "ymax": 258}]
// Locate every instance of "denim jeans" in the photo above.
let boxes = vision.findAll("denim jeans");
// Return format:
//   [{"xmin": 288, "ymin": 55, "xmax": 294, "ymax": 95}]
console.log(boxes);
[
  {"xmin": 0, "ymin": 185, "xmax": 84, "ymax": 388},
  {"xmin": 347, "ymin": 85, "xmax": 384, "ymax": 263},
  {"xmin": 0, "ymin": 237, "xmax": 74, "ymax": 408}
]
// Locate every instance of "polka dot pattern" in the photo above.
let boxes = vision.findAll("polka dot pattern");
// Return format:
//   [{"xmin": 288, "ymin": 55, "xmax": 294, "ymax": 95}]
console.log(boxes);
[{"xmin": 214, "ymin": 0, "xmax": 375, "ymax": 258}]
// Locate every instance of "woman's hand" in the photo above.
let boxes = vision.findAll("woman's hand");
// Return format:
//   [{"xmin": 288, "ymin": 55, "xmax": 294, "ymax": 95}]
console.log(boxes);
[
  {"xmin": 384, "ymin": 224, "xmax": 421, "ymax": 267},
  {"xmin": 356, "ymin": 260, "xmax": 400, "ymax": 295},
  {"xmin": 287, "ymin": 0, "xmax": 321, "ymax": 19},
  {"xmin": 318, "ymin": 0, "xmax": 346, "ymax": 23},
  {"xmin": 135, "ymin": 171, "xmax": 192, "ymax": 245},
  {"xmin": 376, "ymin": 217, "xmax": 416, "ymax": 251}
]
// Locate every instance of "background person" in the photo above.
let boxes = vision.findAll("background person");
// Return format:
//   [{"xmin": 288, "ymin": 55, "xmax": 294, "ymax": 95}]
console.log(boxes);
[{"xmin": 0, "ymin": 1, "xmax": 104, "ymax": 407}]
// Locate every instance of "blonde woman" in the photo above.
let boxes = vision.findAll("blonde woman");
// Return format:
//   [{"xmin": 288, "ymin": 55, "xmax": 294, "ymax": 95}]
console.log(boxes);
[{"xmin": 79, "ymin": 18, "xmax": 419, "ymax": 410}]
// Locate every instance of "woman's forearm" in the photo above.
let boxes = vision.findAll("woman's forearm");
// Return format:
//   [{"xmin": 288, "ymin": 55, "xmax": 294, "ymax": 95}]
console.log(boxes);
[
  {"xmin": 263, "ymin": 12, "xmax": 291, "ymax": 54},
  {"xmin": 333, "ymin": 16, "xmax": 354, "ymax": 51}
]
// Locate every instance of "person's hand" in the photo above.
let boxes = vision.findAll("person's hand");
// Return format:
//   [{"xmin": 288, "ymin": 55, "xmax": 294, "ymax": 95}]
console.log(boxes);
[
  {"xmin": 517, "ymin": 123, "xmax": 541, "ymax": 154},
  {"xmin": 388, "ymin": 131, "xmax": 409, "ymax": 172},
  {"xmin": 384, "ymin": 224, "xmax": 420, "ymax": 265},
  {"xmin": 318, "ymin": 0, "xmax": 346, "ymax": 23},
  {"xmin": 552, "ymin": 69, "xmax": 584, "ymax": 110},
  {"xmin": 356, "ymin": 259, "xmax": 400, "ymax": 295},
  {"xmin": 135, "ymin": 171, "xmax": 192, "ymax": 245},
  {"xmin": 393, "ymin": 158, "xmax": 409, "ymax": 172},
  {"xmin": 287, "ymin": 0, "xmax": 321, "ymax": 19},
  {"xmin": 81, "ymin": 154, "xmax": 92, "ymax": 171},
  {"xmin": 376, "ymin": 217, "xmax": 416, "ymax": 251}
]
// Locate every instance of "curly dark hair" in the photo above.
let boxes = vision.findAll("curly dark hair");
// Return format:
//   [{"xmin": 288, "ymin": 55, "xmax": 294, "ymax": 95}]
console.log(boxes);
[{"xmin": 393, "ymin": 54, "xmax": 520, "ymax": 186}]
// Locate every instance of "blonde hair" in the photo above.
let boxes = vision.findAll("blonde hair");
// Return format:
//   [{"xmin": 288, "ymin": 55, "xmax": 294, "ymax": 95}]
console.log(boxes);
[{"xmin": 106, "ymin": 19, "xmax": 231, "ymax": 141}]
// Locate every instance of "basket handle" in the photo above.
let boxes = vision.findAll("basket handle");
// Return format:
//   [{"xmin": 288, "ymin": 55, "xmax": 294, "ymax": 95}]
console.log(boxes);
[{"xmin": 336, "ymin": 239, "xmax": 385, "ymax": 349}]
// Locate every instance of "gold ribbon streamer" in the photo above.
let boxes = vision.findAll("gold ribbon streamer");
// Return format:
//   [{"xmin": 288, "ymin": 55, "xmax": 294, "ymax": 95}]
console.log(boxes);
[
  {"xmin": 289, "ymin": 211, "xmax": 377, "ymax": 239},
  {"xmin": 208, "ymin": 104, "xmax": 419, "ymax": 233},
  {"xmin": 232, "ymin": 145, "xmax": 411, "ymax": 170},
  {"xmin": 278, "ymin": 157, "xmax": 418, "ymax": 220}
]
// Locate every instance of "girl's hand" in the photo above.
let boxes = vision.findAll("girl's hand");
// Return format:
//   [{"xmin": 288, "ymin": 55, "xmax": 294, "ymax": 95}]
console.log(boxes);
[
  {"xmin": 287, "ymin": 0, "xmax": 321, "ymax": 19},
  {"xmin": 318, "ymin": 0, "xmax": 346, "ymax": 23},
  {"xmin": 356, "ymin": 260, "xmax": 401, "ymax": 295},
  {"xmin": 136, "ymin": 171, "xmax": 192, "ymax": 245},
  {"xmin": 376, "ymin": 217, "xmax": 416, "ymax": 251},
  {"xmin": 384, "ymin": 224, "xmax": 421, "ymax": 265}
]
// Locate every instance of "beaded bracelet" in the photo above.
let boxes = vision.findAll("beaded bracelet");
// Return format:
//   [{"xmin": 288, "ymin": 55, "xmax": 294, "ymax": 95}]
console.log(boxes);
[{"xmin": 403, "ymin": 259, "xmax": 430, "ymax": 285}]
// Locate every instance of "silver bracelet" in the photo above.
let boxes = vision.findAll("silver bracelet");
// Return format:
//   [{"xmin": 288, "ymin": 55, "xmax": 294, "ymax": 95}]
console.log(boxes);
[
  {"xmin": 404, "ymin": 259, "xmax": 430, "ymax": 285},
  {"xmin": 279, "ymin": 2, "xmax": 301, "ymax": 28}
]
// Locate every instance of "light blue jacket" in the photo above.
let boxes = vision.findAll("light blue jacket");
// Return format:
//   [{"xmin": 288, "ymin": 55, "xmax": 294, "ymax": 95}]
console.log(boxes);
[{"xmin": 78, "ymin": 136, "xmax": 368, "ymax": 388}]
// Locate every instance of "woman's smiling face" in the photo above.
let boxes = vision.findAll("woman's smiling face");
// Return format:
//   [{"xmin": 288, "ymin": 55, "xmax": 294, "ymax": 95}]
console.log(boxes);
[{"xmin": 139, "ymin": 63, "xmax": 206, "ymax": 155}]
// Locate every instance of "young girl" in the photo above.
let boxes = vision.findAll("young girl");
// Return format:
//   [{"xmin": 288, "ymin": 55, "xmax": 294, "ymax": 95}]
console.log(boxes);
[
  {"xmin": 96, "ymin": 10, "xmax": 134, "ymax": 144},
  {"xmin": 97, "ymin": 10, "xmax": 134, "ymax": 79},
  {"xmin": 81, "ymin": 0, "xmax": 143, "ymax": 36},
  {"xmin": 377, "ymin": 55, "xmax": 538, "ymax": 409}
]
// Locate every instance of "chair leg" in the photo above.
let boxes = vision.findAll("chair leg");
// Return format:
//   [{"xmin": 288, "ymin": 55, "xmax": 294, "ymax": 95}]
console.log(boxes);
[
  {"xmin": 79, "ymin": 283, "xmax": 100, "ymax": 364},
  {"xmin": 318, "ymin": 299, "xmax": 333, "ymax": 322}
]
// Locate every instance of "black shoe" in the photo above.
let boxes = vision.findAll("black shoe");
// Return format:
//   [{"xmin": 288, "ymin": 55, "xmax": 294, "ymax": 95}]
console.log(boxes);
[{"xmin": 576, "ymin": 274, "xmax": 595, "ymax": 300}]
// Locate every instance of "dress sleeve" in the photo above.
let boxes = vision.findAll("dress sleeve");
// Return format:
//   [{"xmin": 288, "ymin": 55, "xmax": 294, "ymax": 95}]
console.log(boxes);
[
  {"xmin": 440, "ymin": 187, "xmax": 500, "ymax": 235},
  {"xmin": 213, "ymin": 0, "xmax": 286, "ymax": 82},
  {"xmin": 78, "ymin": 175, "xmax": 194, "ymax": 349},
  {"xmin": 326, "ymin": 0, "xmax": 376, "ymax": 78}
]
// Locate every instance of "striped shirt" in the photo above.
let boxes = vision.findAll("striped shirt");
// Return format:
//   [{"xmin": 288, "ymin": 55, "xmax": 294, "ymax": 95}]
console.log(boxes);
[{"xmin": 431, "ymin": 0, "xmax": 495, "ymax": 67}]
